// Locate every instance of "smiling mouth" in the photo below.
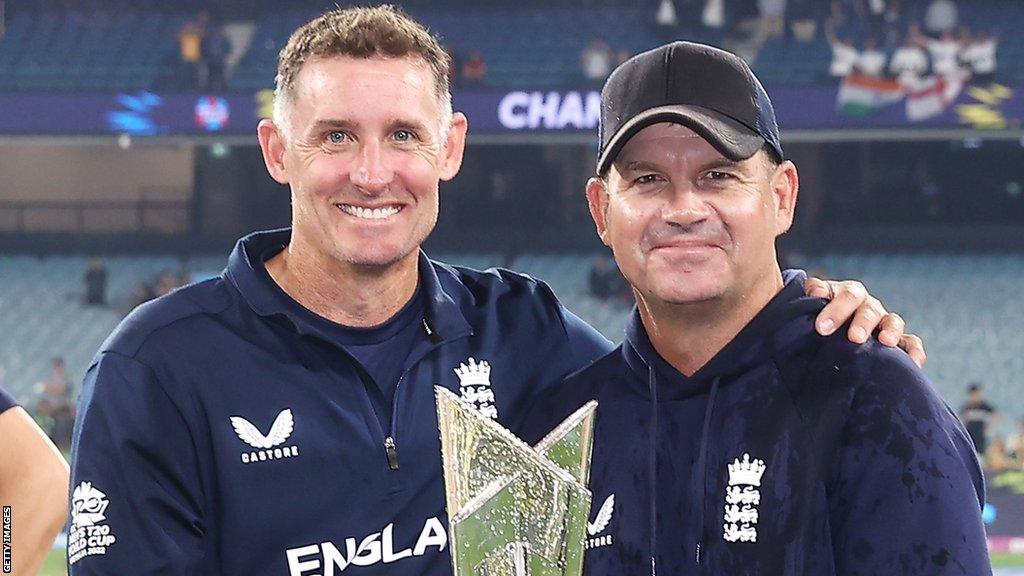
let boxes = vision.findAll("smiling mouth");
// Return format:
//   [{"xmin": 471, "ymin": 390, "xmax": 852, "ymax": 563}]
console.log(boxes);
[
  {"xmin": 651, "ymin": 242, "xmax": 719, "ymax": 251},
  {"xmin": 336, "ymin": 203, "xmax": 403, "ymax": 220}
]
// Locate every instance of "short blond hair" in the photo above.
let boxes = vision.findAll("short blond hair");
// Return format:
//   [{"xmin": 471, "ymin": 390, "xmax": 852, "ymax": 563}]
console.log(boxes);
[{"xmin": 273, "ymin": 5, "xmax": 453, "ymax": 141}]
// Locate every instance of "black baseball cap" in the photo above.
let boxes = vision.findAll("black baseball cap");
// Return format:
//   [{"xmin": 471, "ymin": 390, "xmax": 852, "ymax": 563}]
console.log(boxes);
[{"xmin": 597, "ymin": 41, "xmax": 784, "ymax": 175}]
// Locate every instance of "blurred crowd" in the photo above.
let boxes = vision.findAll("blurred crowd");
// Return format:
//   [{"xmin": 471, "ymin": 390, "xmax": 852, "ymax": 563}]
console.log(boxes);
[
  {"xmin": 17, "ymin": 261, "xmax": 196, "ymax": 454},
  {"xmin": 130, "ymin": 269, "xmax": 194, "ymax": 309},
  {"xmin": 825, "ymin": 0, "xmax": 998, "ymax": 83},
  {"xmin": 648, "ymin": 0, "xmax": 997, "ymax": 85},
  {"xmin": 165, "ymin": 0, "xmax": 1006, "ymax": 92}
]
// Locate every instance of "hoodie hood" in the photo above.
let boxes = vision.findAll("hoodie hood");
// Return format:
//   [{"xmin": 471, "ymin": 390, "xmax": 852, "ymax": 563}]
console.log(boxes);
[{"xmin": 622, "ymin": 269, "xmax": 826, "ymax": 401}]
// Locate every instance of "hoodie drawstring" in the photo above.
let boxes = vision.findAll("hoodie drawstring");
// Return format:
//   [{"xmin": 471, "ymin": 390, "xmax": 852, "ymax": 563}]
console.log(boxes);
[
  {"xmin": 695, "ymin": 375, "xmax": 722, "ymax": 566},
  {"xmin": 646, "ymin": 363, "xmax": 722, "ymax": 571},
  {"xmin": 648, "ymin": 366, "xmax": 658, "ymax": 576}
]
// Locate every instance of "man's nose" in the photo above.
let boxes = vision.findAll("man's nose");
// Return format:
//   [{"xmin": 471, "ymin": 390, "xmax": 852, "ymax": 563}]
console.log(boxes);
[
  {"xmin": 350, "ymin": 140, "xmax": 394, "ymax": 194},
  {"xmin": 663, "ymin": 183, "xmax": 711, "ymax": 227}
]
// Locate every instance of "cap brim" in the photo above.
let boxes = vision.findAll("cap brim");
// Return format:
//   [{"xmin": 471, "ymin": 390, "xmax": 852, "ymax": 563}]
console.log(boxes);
[{"xmin": 597, "ymin": 105, "xmax": 766, "ymax": 175}]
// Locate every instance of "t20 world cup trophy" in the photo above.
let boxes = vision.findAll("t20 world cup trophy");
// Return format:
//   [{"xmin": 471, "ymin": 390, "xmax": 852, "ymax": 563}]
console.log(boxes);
[{"xmin": 435, "ymin": 387, "xmax": 597, "ymax": 576}]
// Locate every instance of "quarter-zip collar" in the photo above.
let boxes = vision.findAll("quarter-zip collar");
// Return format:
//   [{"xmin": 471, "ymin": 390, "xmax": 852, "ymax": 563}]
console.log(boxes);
[{"xmin": 224, "ymin": 228, "xmax": 472, "ymax": 346}]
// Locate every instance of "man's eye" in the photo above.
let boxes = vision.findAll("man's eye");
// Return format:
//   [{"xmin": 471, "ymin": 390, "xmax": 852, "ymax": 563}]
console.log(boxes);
[
  {"xmin": 705, "ymin": 170, "xmax": 733, "ymax": 181},
  {"xmin": 393, "ymin": 129, "xmax": 415, "ymax": 142},
  {"xmin": 327, "ymin": 131, "xmax": 347, "ymax": 144},
  {"xmin": 634, "ymin": 174, "xmax": 661, "ymax": 185}
]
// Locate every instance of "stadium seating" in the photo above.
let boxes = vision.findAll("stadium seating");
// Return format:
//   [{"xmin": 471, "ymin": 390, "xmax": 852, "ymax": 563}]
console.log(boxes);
[
  {"xmin": 0, "ymin": 255, "xmax": 204, "ymax": 406},
  {"xmin": 518, "ymin": 252, "xmax": 1024, "ymax": 437},
  {"xmin": 4, "ymin": 253, "xmax": 1020, "ymax": 436},
  {"xmin": 2, "ymin": 0, "xmax": 1020, "ymax": 91}
]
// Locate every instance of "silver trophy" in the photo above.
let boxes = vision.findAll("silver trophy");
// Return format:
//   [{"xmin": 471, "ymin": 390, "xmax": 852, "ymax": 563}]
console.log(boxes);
[{"xmin": 435, "ymin": 386, "xmax": 597, "ymax": 576}]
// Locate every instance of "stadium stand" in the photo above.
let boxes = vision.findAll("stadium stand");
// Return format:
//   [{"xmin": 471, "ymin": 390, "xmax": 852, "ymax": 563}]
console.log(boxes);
[
  {"xmin": 1, "ymin": 0, "xmax": 1019, "ymax": 91},
  {"xmin": 3, "ymin": 253, "xmax": 1021, "ymax": 438}
]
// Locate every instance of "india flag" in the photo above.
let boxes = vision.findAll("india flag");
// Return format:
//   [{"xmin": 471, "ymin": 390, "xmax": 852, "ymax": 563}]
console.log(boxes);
[{"xmin": 836, "ymin": 75, "xmax": 904, "ymax": 117}]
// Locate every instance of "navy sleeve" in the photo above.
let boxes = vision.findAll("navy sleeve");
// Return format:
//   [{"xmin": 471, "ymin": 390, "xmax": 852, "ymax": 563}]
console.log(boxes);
[
  {"xmin": 0, "ymin": 385, "xmax": 16, "ymax": 414},
  {"xmin": 69, "ymin": 352, "xmax": 209, "ymax": 575},
  {"xmin": 828, "ymin": 348, "xmax": 991, "ymax": 575}
]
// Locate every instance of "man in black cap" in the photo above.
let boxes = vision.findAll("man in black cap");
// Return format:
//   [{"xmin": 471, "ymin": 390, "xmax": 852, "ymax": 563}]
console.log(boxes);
[{"xmin": 522, "ymin": 42, "xmax": 990, "ymax": 575}]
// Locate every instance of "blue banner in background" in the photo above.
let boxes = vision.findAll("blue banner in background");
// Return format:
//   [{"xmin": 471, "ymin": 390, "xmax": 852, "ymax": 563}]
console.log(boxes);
[
  {"xmin": 1, "ymin": 82, "xmax": 1022, "ymax": 136},
  {"xmin": 0, "ymin": 91, "xmax": 268, "ymax": 136}
]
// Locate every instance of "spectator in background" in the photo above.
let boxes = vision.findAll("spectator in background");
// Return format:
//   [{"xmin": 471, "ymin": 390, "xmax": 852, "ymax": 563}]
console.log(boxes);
[
  {"xmin": 890, "ymin": 31, "xmax": 929, "ymax": 84},
  {"xmin": 756, "ymin": 0, "xmax": 786, "ymax": 40},
  {"xmin": 826, "ymin": 22, "xmax": 859, "ymax": 78},
  {"xmin": 154, "ymin": 270, "xmax": 190, "ymax": 297},
  {"xmin": 920, "ymin": 29, "xmax": 962, "ymax": 76},
  {"xmin": 702, "ymin": 0, "xmax": 725, "ymax": 29},
  {"xmin": 924, "ymin": 0, "xmax": 958, "ymax": 35},
  {"xmin": 588, "ymin": 255, "xmax": 629, "ymax": 303},
  {"xmin": 857, "ymin": 38, "xmax": 887, "ymax": 76},
  {"xmin": 960, "ymin": 382, "xmax": 1000, "ymax": 455},
  {"xmin": 130, "ymin": 280, "xmax": 158, "ymax": 309},
  {"xmin": 655, "ymin": 0, "xmax": 678, "ymax": 38},
  {"xmin": 788, "ymin": 0, "xmax": 821, "ymax": 42},
  {"xmin": 461, "ymin": 49, "xmax": 487, "ymax": 87},
  {"xmin": 37, "ymin": 357, "xmax": 70, "ymax": 406},
  {"xmin": 826, "ymin": 0, "xmax": 847, "ymax": 31},
  {"xmin": 178, "ymin": 10, "xmax": 209, "ymax": 90},
  {"xmin": 203, "ymin": 21, "xmax": 232, "ymax": 92},
  {"xmin": 962, "ymin": 30, "xmax": 999, "ymax": 83},
  {"xmin": 35, "ymin": 357, "xmax": 74, "ymax": 451},
  {"xmin": 0, "ymin": 385, "xmax": 69, "ymax": 576},
  {"xmin": 985, "ymin": 437, "xmax": 1015, "ymax": 472},
  {"xmin": 83, "ymin": 258, "xmax": 107, "ymax": 306},
  {"xmin": 581, "ymin": 40, "xmax": 614, "ymax": 85}
]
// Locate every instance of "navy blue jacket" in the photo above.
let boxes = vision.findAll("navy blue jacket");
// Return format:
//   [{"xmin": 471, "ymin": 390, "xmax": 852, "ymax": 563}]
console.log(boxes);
[
  {"xmin": 521, "ymin": 271, "xmax": 990, "ymax": 576},
  {"xmin": 69, "ymin": 229, "xmax": 611, "ymax": 575}
]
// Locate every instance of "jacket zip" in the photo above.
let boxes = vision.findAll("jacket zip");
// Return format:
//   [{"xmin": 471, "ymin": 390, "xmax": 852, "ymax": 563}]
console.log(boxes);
[
  {"xmin": 380, "ymin": 316, "xmax": 469, "ymax": 471},
  {"xmin": 382, "ymin": 356, "xmax": 414, "ymax": 471},
  {"xmin": 383, "ymin": 371, "xmax": 409, "ymax": 470},
  {"xmin": 384, "ymin": 434, "xmax": 400, "ymax": 470}
]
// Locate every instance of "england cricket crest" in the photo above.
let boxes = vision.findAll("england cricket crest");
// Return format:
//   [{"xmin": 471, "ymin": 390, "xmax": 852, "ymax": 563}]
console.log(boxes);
[
  {"xmin": 436, "ymin": 386, "xmax": 597, "ymax": 576},
  {"xmin": 723, "ymin": 453, "xmax": 766, "ymax": 543},
  {"xmin": 454, "ymin": 357, "xmax": 498, "ymax": 419}
]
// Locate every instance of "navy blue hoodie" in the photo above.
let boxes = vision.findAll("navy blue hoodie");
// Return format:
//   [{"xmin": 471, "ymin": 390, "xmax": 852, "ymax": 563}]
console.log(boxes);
[
  {"xmin": 69, "ymin": 229, "xmax": 611, "ymax": 575},
  {"xmin": 521, "ymin": 271, "xmax": 990, "ymax": 576}
]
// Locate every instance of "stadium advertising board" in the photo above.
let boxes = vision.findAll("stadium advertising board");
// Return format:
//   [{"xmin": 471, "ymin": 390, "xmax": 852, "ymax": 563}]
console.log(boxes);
[{"xmin": 0, "ymin": 80, "xmax": 1021, "ymax": 136}]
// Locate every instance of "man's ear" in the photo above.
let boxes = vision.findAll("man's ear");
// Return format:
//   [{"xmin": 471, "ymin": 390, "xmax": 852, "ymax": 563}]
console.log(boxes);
[
  {"xmin": 585, "ymin": 176, "xmax": 612, "ymax": 246},
  {"xmin": 771, "ymin": 160, "xmax": 799, "ymax": 235},
  {"xmin": 439, "ymin": 112, "xmax": 469, "ymax": 181},
  {"xmin": 257, "ymin": 119, "xmax": 290, "ymax": 185}
]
